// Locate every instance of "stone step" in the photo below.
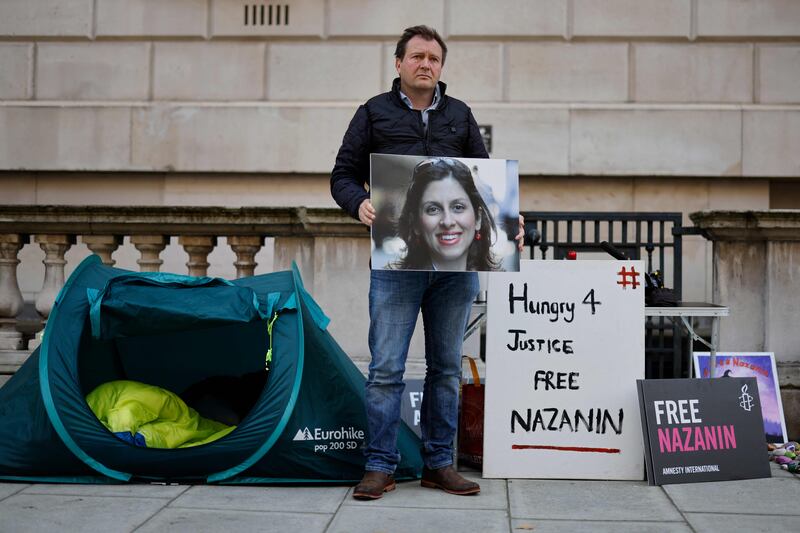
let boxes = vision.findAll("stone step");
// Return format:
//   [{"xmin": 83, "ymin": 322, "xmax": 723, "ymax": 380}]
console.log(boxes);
[{"xmin": 0, "ymin": 349, "xmax": 32, "ymax": 374}]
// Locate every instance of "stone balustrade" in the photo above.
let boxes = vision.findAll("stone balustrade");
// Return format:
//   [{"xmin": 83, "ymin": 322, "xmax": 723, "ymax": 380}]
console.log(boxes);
[
  {"xmin": 691, "ymin": 209, "xmax": 800, "ymax": 439},
  {"xmin": 0, "ymin": 205, "xmax": 370, "ymax": 362}
]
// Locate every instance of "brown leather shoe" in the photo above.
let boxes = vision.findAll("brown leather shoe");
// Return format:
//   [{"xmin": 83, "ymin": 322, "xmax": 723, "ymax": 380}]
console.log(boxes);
[
  {"xmin": 352, "ymin": 471, "xmax": 396, "ymax": 500},
  {"xmin": 420, "ymin": 465, "xmax": 480, "ymax": 495}
]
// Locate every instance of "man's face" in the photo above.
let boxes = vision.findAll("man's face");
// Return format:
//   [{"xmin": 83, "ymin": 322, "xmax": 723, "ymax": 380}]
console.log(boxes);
[{"xmin": 396, "ymin": 36, "xmax": 443, "ymax": 93}]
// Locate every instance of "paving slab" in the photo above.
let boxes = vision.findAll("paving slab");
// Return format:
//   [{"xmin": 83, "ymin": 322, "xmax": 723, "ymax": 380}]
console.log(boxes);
[
  {"xmin": 170, "ymin": 484, "xmax": 349, "ymax": 514},
  {"xmin": 0, "ymin": 482, "xmax": 27, "ymax": 500},
  {"xmin": 511, "ymin": 519, "xmax": 691, "ymax": 532},
  {"xmin": 508, "ymin": 479, "xmax": 683, "ymax": 521},
  {"xmin": 21, "ymin": 482, "xmax": 188, "ymax": 498},
  {"xmin": 343, "ymin": 474, "xmax": 507, "ymax": 510},
  {"xmin": 0, "ymin": 493, "xmax": 167, "ymax": 532},
  {"xmin": 137, "ymin": 508, "xmax": 331, "ymax": 533},
  {"xmin": 685, "ymin": 512, "xmax": 800, "ymax": 533},
  {"xmin": 663, "ymin": 476, "xmax": 800, "ymax": 515},
  {"xmin": 328, "ymin": 506, "xmax": 509, "ymax": 533}
]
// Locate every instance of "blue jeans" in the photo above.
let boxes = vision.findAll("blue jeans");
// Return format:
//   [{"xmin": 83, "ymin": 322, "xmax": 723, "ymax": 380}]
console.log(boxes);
[{"xmin": 365, "ymin": 270, "xmax": 480, "ymax": 474}]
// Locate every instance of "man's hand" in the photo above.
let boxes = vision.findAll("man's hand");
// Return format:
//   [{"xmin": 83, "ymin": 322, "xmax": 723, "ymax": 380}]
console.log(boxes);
[
  {"xmin": 515, "ymin": 214, "xmax": 525, "ymax": 252},
  {"xmin": 359, "ymin": 199, "xmax": 376, "ymax": 227}
]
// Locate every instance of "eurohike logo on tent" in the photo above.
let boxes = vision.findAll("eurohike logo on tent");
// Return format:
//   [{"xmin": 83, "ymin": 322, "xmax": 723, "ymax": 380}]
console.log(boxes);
[
  {"xmin": 292, "ymin": 426, "xmax": 366, "ymax": 453},
  {"xmin": 293, "ymin": 426, "xmax": 365, "ymax": 441},
  {"xmin": 293, "ymin": 427, "xmax": 314, "ymax": 441}
]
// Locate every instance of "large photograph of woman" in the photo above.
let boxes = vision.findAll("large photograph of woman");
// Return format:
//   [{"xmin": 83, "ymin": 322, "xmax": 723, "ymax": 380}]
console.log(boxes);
[{"xmin": 370, "ymin": 154, "xmax": 520, "ymax": 272}]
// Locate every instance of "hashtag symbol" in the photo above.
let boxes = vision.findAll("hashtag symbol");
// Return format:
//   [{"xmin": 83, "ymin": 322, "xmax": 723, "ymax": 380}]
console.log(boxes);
[{"xmin": 616, "ymin": 266, "xmax": 640, "ymax": 289}]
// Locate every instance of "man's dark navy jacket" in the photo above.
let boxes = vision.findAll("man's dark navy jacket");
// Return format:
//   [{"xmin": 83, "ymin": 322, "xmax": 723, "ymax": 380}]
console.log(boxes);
[{"xmin": 330, "ymin": 78, "xmax": 489, "ymax": 220}]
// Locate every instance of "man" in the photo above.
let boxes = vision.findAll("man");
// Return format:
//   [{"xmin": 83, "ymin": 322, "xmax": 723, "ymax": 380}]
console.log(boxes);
[{"xmin": 331, "ymin": 25, "xmax": 521, "ymax": 500}]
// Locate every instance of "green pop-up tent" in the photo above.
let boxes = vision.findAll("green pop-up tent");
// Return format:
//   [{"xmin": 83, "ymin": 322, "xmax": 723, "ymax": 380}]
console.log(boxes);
[{"xmin": 0, "ymin": 255, "xmax": 422, "ymax": 484}]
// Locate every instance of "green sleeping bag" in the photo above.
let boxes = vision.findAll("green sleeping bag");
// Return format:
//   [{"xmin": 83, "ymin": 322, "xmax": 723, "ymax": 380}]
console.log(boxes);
[{"xmin": 86, "ymin": 380, "xmax": 236, "ymax": 449}]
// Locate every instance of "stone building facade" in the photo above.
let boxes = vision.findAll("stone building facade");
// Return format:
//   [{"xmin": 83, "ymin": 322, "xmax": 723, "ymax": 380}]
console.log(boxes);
[{"xmin": 1, "ymin": 0, "xmax": 799, "ymax": 362}]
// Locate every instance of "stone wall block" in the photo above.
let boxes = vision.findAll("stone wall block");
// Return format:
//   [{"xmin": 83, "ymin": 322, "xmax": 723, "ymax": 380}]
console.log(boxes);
[
  {"xmin": 0, "ymin": 44, "xmax": 32, "ymax": 99},
  {"xmin": 267, "ymin": 43, "xmax": 381, "ymax": 101},
  {"xmin": 328, "ymin": 0, "xmax": 444, "ymax": 36},
  {"xmin": 153, "ymin": 42, "xmax": 265, "ymax": 101},
  {"xmin": 383, "ymin": 41, "xmax": 504, "ymax": 103},
  {"xmin": 212, "ymin": 0, "xmax": 323, "ymax": 37},
  {"xmin": 448, "ymin": 0, "xmax": 566, "ymax": 36},
  {"xmin": 713, "ymin": 240, "xmax": 767, "ymax": 352},
  {"xmin": 0, "ymin": 107, "xmax": 131, "ymax": 170},
  {"xmin": 743, "ymin": 111, "xmax": 800, "ymax": 177},
  {"xmin": 766, "ymin": 242, "xmax": 800, "ymax": 361},
  {"xmin": 573, "ymin": 0, "xmax": 691, "ymax": 37},
  {"xmin": 439, "ymin": 43, "xmax": 503, "ymax": 103},
  {"xmin": 697, "ymin": 0, "xmax": 800, "ymax": 36},
  {"xmin": 131, "ymin": 105, "xmax": 354, "ymax": 172},
  {"xmin": 759, "ymin": 46, "xmax": 800, "ymax": 104},
  {"xmin": 0, "ymin": 0, "xmax": 92, "ymax": 37},
  {"xmin": 470, "ymin": 107, "xmax": 569, "ymax": 174},
  {"xmin": 96, "ymin": 0, "xmax": 208, "ymax": 37},
  {"xmin": 571, "ymin": 109, "xmax": 742, "ymax": 175},
  {"xmin": 36, "ymin": 43, "xmax": 150, "ymax": 100},
  {"xmin": 634, "ymin": 44, "xmax": 752, "ymax": 103},
  {"xmin": 508, "ymin": 43, "xmax": 628, "ymax": 102}
]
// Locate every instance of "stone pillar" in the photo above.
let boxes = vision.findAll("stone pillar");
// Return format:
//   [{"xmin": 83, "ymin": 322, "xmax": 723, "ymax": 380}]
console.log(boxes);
[
  {"xmin": 691, "ymin": 210, "xmax": 800, "ymax": 439},
  {"xmin": 34, "ymin": 234, "xmax": 75, "ymax": 321},
  {"xmin": 229, "ymin": 235, "xmax": 264, "ymax": 278},
  {"xmin": 312, "ymin": 236, "xmax": 373, "ymax": 363},
  {"xmin": 131, "ymin": 235, "xmax": 168, "ymax": 273},
  {"xmin": 274, "ymin": 237, "xmax": 315, "ymax": 292},
  {"xmin": 0, "ymin": 234, "xmax": 28, "ymax": 350},
  {"xmin": 83, "ymin": 235, "xmax": 122, "ymax": 266},
  {"xmin": 178, "ymin": 236, "xmax": 217, "ymax": 277}
]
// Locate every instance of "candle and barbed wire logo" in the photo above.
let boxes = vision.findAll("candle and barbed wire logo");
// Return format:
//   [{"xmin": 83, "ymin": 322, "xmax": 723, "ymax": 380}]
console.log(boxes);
[
  {"xmin": 616, "ymin": 266, "xmax": 640, "ymax": 289},
  {"xmin": 739, "ymin": 384, "xmax": 754, "ymax": 412}
]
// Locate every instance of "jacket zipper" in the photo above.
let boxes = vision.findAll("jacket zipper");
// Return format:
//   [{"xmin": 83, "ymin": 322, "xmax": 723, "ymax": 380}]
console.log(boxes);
[
  {"xmin": 413, "ymin": 109, "xmax": 429, "ymax": 155},
  {"xmin": 425, "ymin": 109, "xmax": 434, "ymax": 155}
]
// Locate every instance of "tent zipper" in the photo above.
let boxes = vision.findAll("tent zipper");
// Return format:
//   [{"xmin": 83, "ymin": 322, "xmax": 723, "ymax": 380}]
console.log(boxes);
[{"xmin": 265, "ymin": 312, "xmax": 279, "ymax": 370}]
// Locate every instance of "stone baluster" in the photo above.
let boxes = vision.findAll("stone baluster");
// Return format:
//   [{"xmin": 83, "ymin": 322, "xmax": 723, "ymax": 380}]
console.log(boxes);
[
  {"xmin": 83, "ymin": 235, "xmax": 122, "ymax": 266},
  {"xmin": 0, "ymin": 234, "xmax": 28, "ymax": 350},
  {"xmin": 179, "ymin": 236, "xmax": 217, "ymax": 277},
  {"xmin": 131, "ymin": 235, "xmax": 168, "ymax": 273},
  {"xmin": 34, "ymin": 234, "xmax": 75, "ymax": 321},
  {"xmin": 229, "ymin": 235, "xmax": 264, "ymax": 278}
]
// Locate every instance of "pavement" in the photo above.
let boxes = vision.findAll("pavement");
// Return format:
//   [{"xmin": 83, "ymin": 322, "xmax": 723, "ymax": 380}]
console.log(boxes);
[{"xmin": 0, "ymin": 463, "xmax": 798, "ymax": 533}]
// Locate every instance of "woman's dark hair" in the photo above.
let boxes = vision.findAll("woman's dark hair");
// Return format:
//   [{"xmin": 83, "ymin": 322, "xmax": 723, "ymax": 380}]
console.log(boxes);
[
  {"xmin": 395, "ymin": 25, "xmax": 447, "ymax": 65},
  {"xmin": 396, "ymin": 158, "xmax": 499, "ymax": 271}
]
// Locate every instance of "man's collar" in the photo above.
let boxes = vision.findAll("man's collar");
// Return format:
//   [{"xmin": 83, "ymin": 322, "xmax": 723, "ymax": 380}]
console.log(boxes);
[
  {"xmin": 391, "ymin": 78, "xmax": 447, "ymax": 99},
  {"xmin": 399, "ymin": 84, "xmax": 441, "ymax": 111}
]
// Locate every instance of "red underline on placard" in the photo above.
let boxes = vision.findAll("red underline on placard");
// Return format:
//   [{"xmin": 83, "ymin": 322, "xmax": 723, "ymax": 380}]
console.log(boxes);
[{"xmin": 511, "ymin": 444, "xmax": 621, "ymax": 454}]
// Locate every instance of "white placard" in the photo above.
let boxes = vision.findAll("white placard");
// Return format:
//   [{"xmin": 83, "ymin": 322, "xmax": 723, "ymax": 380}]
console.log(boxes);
[{"xmin": 484, "ymin": 260, "xmax": 645, "ymax": 479}]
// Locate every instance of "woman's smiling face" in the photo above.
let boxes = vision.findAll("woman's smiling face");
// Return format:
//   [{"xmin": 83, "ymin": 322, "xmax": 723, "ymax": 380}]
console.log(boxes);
[{"xmin": 417, "ymin": 175, "xmax": 478, "ymax": 269}]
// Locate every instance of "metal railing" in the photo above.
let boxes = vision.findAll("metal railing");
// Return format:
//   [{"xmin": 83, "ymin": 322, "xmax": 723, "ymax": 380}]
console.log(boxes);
[{"xmin": 521, "ymin": 212, "xmax": 688, "ymax": 378}]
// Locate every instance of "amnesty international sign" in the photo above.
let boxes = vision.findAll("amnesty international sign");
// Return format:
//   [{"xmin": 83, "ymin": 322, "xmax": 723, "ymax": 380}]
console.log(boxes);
[
  {"xmin": 483, "ymin": 260, "xmax": 645, "ymax": 479},
  {"xmin": 637, "ymin": 377, "xmax": 771, "ymax": 485}
]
